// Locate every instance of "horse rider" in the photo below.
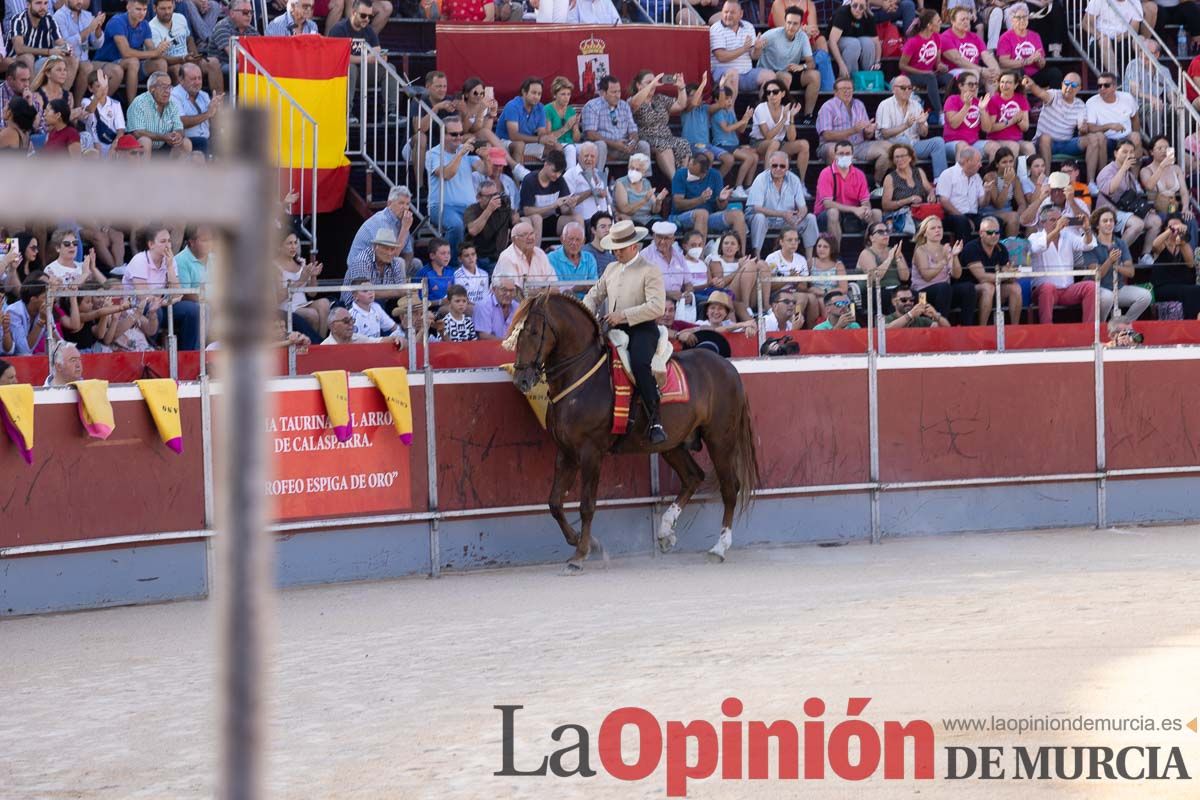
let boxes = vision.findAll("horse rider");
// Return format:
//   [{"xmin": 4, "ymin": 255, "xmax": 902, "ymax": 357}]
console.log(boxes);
[{"xmin": 583, "ymin": 219, "xmax": 668, "ymax": 444}]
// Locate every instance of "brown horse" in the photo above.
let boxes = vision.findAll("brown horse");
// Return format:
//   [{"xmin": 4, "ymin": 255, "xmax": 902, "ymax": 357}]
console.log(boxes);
[{"xmin": 507, "ymin": 292, "xmax": 759, "ymax": 572}]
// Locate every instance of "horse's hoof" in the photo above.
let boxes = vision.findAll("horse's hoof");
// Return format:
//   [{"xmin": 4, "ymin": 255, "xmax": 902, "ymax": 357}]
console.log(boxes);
[
  {"xmin": 657, "ymin": 533, "xmax": 676, "ymax": 553},
  {"xmin": 706, "ymin": 548, "xmax": 727, "ymax": 563},
  {"xmin": 561, "ymin": 561, "xmax": 584, "ymax": 576}
]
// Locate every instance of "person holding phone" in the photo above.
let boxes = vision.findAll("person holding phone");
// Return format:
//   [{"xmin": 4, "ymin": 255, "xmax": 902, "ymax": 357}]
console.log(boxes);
[{"xmin": 812, "ymin": 289, "xmax": 861, "ymax": 329}]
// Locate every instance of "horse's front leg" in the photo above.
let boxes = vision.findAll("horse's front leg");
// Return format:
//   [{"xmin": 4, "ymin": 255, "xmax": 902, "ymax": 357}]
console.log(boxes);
[
  {"xmin": 549, "ymin": 447, "xmax": 580, "ymax": 547},
  {"xmin": 566, "ymin": 446, "xmax": 603, "ymax": 573}
]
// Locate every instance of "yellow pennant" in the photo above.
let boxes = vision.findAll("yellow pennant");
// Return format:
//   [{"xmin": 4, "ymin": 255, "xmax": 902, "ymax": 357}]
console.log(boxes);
[
  {"xmin": 71, "ymin": 379, "xmax": 115, "ymax": 440},
  {"xmin": 0, "ymin": 383, "xmax": 35, "ymax": 463},
  {"xmin": 312, "ymin": 370, "xmax": 353, "ymax": 442},
  {"xmin": 135, "ymin": 378, "xmax": 183, "ymax": 454},
  {"xmin": 364, "ymin": 367, "xmax": 414, "ymax": 444}
]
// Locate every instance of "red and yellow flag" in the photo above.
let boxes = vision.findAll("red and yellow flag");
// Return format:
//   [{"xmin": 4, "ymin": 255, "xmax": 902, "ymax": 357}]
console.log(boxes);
[{"xmin": 238, "ymin": 37, "xmax": 351, "ymax": 213}]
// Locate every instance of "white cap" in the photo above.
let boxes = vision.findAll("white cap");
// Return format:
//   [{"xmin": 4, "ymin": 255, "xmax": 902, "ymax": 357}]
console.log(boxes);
[{"xmin": 651, "ymin": 221, "xmax": 678, "ymax": 237}]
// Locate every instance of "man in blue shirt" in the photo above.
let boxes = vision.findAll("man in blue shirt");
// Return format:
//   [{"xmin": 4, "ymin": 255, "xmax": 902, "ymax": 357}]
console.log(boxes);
[
  {"xmin": 348, "ymin": 184, "xmax": 416, "ymax": 270},
  {"xmin": 95, "ymin": 0, "xmax": 168, "ymax": 106},
  {"xmin": 547, "ymin": 221, "xmax": 597, "ymax": 295},
  {"xmin": 426, "ymin": 115, "xmax": 485, "ymax": 253},
  {"xmin": 1, "ymin": 275, "xmax": 48, "ymax": 357},
  {"xmin": 669, "ymin": 150, "xmax": 747, "ymax": 251},
  {"xmin": 495, "ymin": 76, "xmax": 552, "ymax": 167}
]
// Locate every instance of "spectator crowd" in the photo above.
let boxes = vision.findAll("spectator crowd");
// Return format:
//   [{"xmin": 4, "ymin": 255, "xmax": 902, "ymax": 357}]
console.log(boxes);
[{"xmin": 6, "ymin": 0, "xmax": 1200, "ymax": 374}]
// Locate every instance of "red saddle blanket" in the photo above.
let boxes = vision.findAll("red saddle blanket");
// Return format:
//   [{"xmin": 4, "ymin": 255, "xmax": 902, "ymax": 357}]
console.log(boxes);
[{"xmin": 610, "ymin": 345, "xmax": 690, "ymax": 435}]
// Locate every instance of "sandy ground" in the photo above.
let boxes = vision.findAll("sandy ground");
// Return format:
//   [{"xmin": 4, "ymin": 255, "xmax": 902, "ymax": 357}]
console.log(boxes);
[{"xmin": 2, "ymin": 526, "xmax": 1200, "ymax": 799}]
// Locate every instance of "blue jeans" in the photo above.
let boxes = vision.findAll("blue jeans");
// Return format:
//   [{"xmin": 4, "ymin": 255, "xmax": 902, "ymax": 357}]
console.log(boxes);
[
  {"xmin": 904, "ymin": 135, "xmax": 948, "ymax": 177},
  {"xmin": 671, "ymin": 209, "xmax": 737, "ymax": 232},
  {"xmin": 157, "ymin": 299, "xmax": 201, "ymax": 351},
  {"xmin": 435, "ymin": 202, "xmax": 470, "ymax": 253}
]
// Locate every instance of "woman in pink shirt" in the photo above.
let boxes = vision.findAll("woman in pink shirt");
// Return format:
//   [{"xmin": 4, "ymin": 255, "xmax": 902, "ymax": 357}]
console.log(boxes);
[
  {"xmin": 899, "ymin": 9, "xmax": 950, "ymax": 125},
  {"xmin": 996, "ymin": 3, "xmax": 1063, "ymax": 87},
  {"xmin": 943, "ymin": 73, "xmax": 986, "ymax": 166},
  {"xmin": 939, "ymin": 7, "xmax": 1000, "ymax": 90},
  {"xmin": 980, "ymin": 71, "xmax": 1034, "ymax": 159}
]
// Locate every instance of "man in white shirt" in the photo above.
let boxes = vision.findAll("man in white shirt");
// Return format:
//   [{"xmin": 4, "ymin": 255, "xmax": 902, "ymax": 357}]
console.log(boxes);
[
  {"xmin": 759, "ymin": 287, "xmax": 800, "ymax": 332},
  {"xmin": 567, "ymin": 0, "xmax": 620, "ymax": 24},
  {"xmin": 170, "ymin": 60, "xmax": 220, "ymax": 155},
  {"xmin": 709, "ymin": 0, "xmax": 772, "ymax": 92},
  {"xmin": 149, "ymin": 0, "xmax": 222, "ymax": 93},
  {"xmin": 1028, "ymin": 205, "xmax": 1097, "ymax": 324},
  {"xmin": 875, "ymin": 75, "xmax": 947, "ymax": 180},
  {"xmin": 1085, "ymin": 71, "xmax": 1143, "ymax": 157},
  {"xmin": 935, "ymin": 146, "xmax": 985, "ymax": 240}
]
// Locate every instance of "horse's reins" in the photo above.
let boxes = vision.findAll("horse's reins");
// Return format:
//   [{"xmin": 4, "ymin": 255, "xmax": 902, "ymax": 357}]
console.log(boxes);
[{"xmin": 514, "ymin": 308, "xmax": 607, "ymax": 404}]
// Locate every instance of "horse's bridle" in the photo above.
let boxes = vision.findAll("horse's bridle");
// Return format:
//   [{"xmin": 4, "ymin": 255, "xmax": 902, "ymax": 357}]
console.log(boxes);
[{"xmin": 513, "ymin": 308, "xmax": 603, "ymax": 385}]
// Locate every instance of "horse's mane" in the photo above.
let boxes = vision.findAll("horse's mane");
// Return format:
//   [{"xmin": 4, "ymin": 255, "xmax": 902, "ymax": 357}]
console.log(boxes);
[{"xmin": 507, "ymin": 291, "xmax": 602, "ymax": 343}]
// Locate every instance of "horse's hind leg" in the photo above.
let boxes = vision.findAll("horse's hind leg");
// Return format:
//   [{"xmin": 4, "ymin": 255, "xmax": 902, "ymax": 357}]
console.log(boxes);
[
  {"xmin": 566, "ymin": 446, "xmax": 602, "ymax": 573},
  {"xmin": 657, "ymin": 445, "xmax": 705, "ymax": 553},
  {"xmin": 549, "ymin": 448, "xmax": 580, "ymax": 547},
  {"xmin": 706, "ymin": 444, "xmax": 738, "ymax": 562}
]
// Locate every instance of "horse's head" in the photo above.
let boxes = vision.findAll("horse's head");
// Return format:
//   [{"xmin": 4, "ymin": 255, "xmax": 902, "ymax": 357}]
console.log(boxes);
[
  {"xmin": 504, "ymin": 295, "xmax": 557, "ymax": 394},
  {"xmin": 503, "ymin": 292, "xmax": 601, "ymax": 393}
]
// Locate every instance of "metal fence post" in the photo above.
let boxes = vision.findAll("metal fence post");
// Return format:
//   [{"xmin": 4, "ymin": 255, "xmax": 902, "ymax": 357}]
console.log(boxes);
[
  {"xmin": 867, "ymin": 276, "xmax": 881, "ymax": 544},
  {"xmin": 422, "ymin": 280, "xmax": 441, "ymax": 577}
]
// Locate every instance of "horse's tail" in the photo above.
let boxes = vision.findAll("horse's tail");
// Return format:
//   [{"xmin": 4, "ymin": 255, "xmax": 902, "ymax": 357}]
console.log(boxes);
[{"xmin": 732, "ymin": 390, "xmax": 759, "ymax": 518}]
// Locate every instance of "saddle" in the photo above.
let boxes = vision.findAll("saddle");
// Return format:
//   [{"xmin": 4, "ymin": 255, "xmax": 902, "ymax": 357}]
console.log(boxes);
[
  {"xmin": 606, "ymin": 328, "xmax": 690, "ymax": 435},
  {"xmin": 607, "ymin": 327, "xmax": 674, "ymax": 387}
]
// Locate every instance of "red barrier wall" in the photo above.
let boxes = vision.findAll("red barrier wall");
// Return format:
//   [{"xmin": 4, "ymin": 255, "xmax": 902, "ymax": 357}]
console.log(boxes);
[
  {"xmin": 6, "ymin": 350, "xmax": 1200, "ymax": 555},
  {"xmin": 436, "ymin": 24, "xmax": 710, "ymax": 101},
  {"xmin": 2, "ymin": 394, "xmax": 205, "ymax": 549},
  {"xmin": 877, "ymin": 363, "xmax": 1096, "ymax": 482},
  {"xmin": 433, "ymin": 381, "xmax": 651, "ymax": 510},
  {"xmin": 1105, "ymin": 359, "xmax": 1200, "ymax": 471}
]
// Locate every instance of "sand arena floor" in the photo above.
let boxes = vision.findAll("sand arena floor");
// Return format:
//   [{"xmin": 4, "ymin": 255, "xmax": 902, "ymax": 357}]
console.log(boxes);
[{"xmin": 2, "ymin": 525, "xmax": 1200, "ymax": 799}]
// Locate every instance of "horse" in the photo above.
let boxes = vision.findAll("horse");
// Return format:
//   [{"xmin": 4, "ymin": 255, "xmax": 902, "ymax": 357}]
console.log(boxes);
[{"xmin": 507, "ymin": 291, "xmax": 759, "ymax": 573}]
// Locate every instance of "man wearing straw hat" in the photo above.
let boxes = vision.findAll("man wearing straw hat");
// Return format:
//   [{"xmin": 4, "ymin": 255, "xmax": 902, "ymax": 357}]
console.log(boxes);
[{"xmin": 582, "ymin": 219, "xmax": 668, "ymax": 444}]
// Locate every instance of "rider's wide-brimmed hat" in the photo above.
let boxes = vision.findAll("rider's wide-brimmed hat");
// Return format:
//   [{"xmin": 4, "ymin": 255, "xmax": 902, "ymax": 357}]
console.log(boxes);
[{"xmin": 600, "ymin": 219, "xmax": 649, "ymax": 251}]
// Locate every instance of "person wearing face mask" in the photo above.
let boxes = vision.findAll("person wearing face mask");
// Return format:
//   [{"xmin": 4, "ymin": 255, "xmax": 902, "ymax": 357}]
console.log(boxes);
[
  {"xmin": 814, "ymin": 140, "xmax": 880, "ymax": 242},
  {"xmin": 614, "ymin": 152, "xmax": 666, "ymax": 227}
]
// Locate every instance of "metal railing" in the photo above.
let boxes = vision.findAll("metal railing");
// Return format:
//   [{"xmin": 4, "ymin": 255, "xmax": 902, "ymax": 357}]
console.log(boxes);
[
  {"xmin": 347, "ymin": 41, "xmax": 439, "ymax": 235},
  {"xmin": 42, "ymin": 285, "xmax": 207, "ymax": 382},
  {"xmin": 287, "ymin": 281, "xmax": 426, "ymax": 374},
  {"xmin": 631, "ymin": 0, "xmax": 702, "ymax": 24},
  {"xmin": 230, "ymin": 38, "xmax": 321, "ymax": 253},
  {"xmin": 1067, "ymin": 0, "xmax": 1200, "ymax": 210},
  {"xmin": 756, "ymin": 265, "xmax": 1107, "ymax": 353}
]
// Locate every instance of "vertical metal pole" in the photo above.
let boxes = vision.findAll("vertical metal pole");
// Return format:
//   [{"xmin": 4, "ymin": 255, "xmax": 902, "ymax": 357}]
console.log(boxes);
[
  {"xmin": 167, "ymin": 300, "xmax": 178, "ymax": 380},
  {"xmin": 756, "ymin": 276, "xmax": 765, "ymax": 351},
  {"xmin": 422, "ymin": 280, "xmax": 440, "ymax": 577},
  {"xmin": 866, "ymin": 277, "xmax": 881, "ymax": 544},
  {"xmin": 216, "ymin": 109, "xmax": 275, "ymax": 800},
  {"xmin": 199, "ymin": 289, "xmax": 208, "ymax": 379},
  {"xmin": 286, "ymin": 301, "xmax": 296, "ymax": 377},
  {"xmin": 44, "ymin": 286, "xmax": 56, "ymax": 377},
  {"xmin": 994, "ymin": 268, "xmax": 1005, "ymax": 351},
  {"xmin": 874, "ymin": 279, "xmax": 886, "ymax": 355},
  {"xmin": 406, "ymin": 293, "xmax": 416, "ymax": 372}
]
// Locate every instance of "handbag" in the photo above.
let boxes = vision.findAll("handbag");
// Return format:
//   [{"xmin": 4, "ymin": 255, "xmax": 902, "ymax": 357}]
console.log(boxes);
[
  {"xmin": 852, "ymin": 70, "xmax": 887, "ymax": 93},
  {"xmin": 887, "ymin": 209, "xmax": 916, "ymax": 235},
  {"xmin": 1107, "ymin": 188, "xmax": 1153, "ymax": 218},
  {"xmin": 911, "ymin": 203, "xmax": 944, "ymax": 221},
  {"xmin": 876, "ymin": 21, "xmax": 904, "ymax": 58}
]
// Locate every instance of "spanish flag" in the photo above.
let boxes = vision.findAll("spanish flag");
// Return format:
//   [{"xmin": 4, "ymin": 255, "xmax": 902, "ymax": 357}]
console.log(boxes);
[
  {"xmin": 313, "ymin": 370, "xmax": 353, "ymax": 442},
  {"xmin": 237, "ymin": 37, "xmax": 350, "ymax": 214},
  {"xmin": 0, "ymin": 383, "xmax": 34, "ymax": 464},
  {"xmin": 135, "ymin": 379, "xmax": 183, "ymax": 454}
]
